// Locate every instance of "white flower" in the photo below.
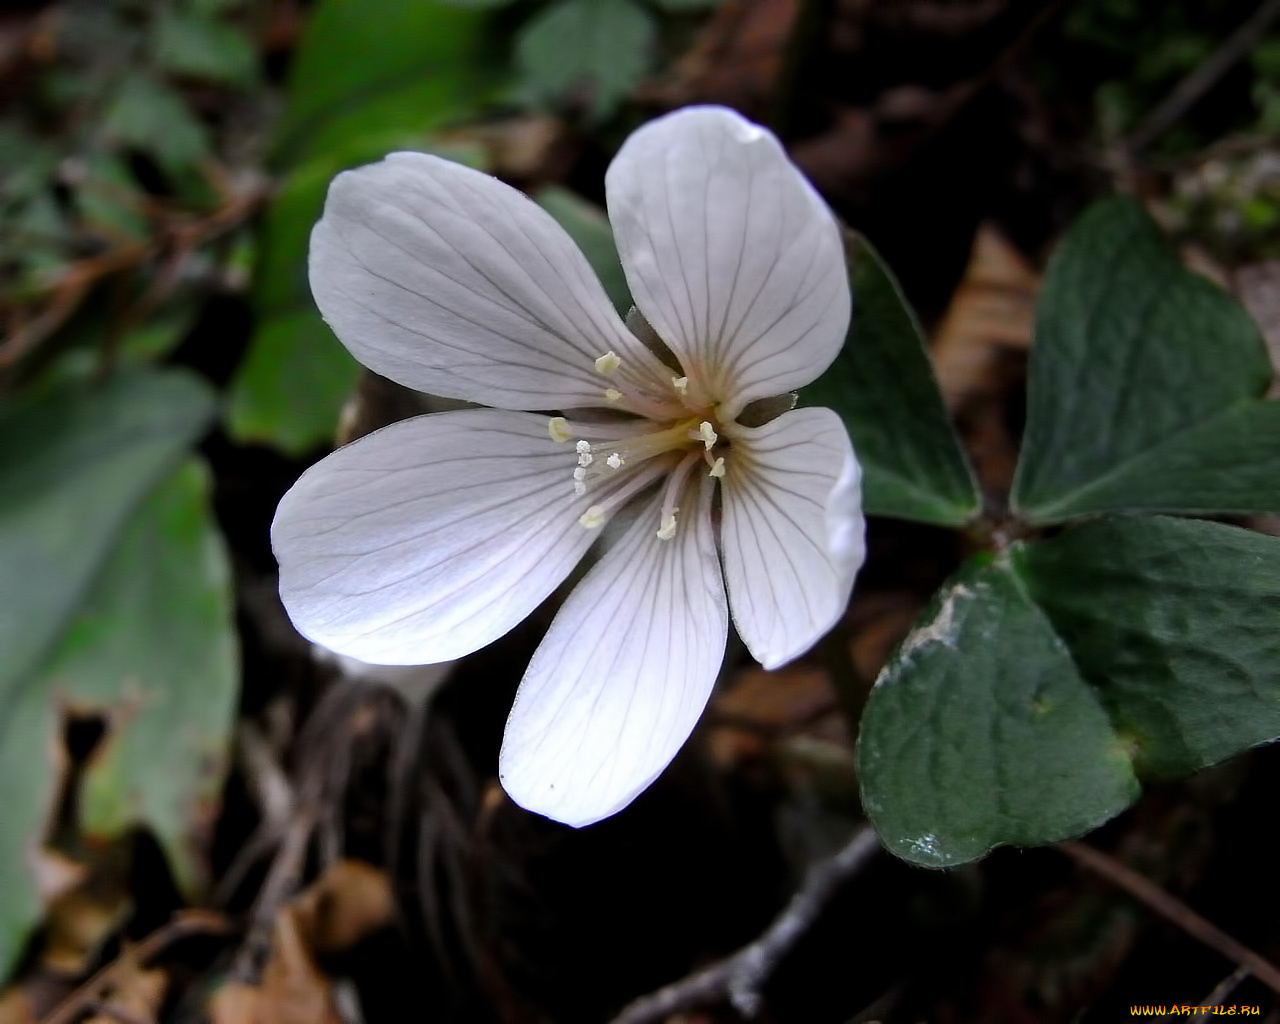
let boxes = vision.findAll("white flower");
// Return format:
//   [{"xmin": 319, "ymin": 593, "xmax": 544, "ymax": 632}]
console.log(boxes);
[{"xmin": 272, "ymin": 106, "xmax": 866, "ymax": 827}]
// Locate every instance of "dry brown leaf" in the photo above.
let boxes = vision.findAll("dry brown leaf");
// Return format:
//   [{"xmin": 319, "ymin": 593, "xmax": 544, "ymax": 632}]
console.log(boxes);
[
  {"xmin": 1235, "ymin": 260, "xmax": 1280, "ymax": 384},
  {"xmin": 0, "ymin": 986, "xmax": 37, "ymax": 1024},
  {"xmin": 293, "ymin": 860, "xmax": 393, "ymax": 957},
  {"xmin": 932, "ymin": 222, "xmax": 1039, "ymax": 407},
  {"xmin": 83, "ymin": 949, "xmax": 167, "ymax": 1024},
  {"xmin": 209, "ymin": 861, "xmax": 392, "ymax": 1024}
]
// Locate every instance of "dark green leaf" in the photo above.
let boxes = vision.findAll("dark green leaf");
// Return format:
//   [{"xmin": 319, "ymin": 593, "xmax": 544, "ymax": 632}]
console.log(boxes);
[
  {"xmin": 228, "ymin": 308, "xmax": 359, "ymax": 454},
  {"xmin": 232, "ymin": 143, "xmax": 485, "ymax": 453},
  {"xmin": 237, "ymin": 0, "xmax": 499, "ymax": 451},
  {"xmin": 101, "ymin": 72, "xmax": 210, "ymax": 171},
  {"xmin": 0, "ymin": 367, "xmax": 216, "ymax": 694},
  {"xmin": 272, "ymin": 0, "xmax": 497, "ymax": 165},
  {"xmin": 0, "ymin": 460, "xmax": 237, "ymax": 976},
  {"xmin": 1019, "ymin": 516, "xmax": 1280, "ymax": 779},
  {"xmin": 800, "ymin": 230, "xmax": 981, "ymax": 526},
  {"xmin": 516, "ymin": 0, "xmax": 655, "ymax": 120},
  {"xmin": 1011, "ymin": 197, "xmax": 1279, "ymax": 523},
  {"xmin": 151, "ymin": 9, "xmax": 258, "ymax": 86},
  {"xmin": 536, "ymin": 185, "xmax": 632, "ymax": 314},
  {"xmin": 858, "ymin": 557, "xmax": 1139, "ymax": 868}
]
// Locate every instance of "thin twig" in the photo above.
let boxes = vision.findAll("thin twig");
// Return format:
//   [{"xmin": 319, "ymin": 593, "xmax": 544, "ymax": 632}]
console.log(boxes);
[
  {"xmin": 609, "ymin": 825, "xmax": 881, "ymax": 1024},
  {"xmin": 1127, "ymin": 0, "xmax": 1280, "ymax": 155},
  {"xmin": 39, "ymin": 910, "xmax": 231, "ymax": 1024},
  {"xmin": 1158, "ymin": 965, "xmax": 1254, "ymax": 1022},
  {"xmin": 1059, "ymin": 840, "xmax": 1280, "ymax": 995}
]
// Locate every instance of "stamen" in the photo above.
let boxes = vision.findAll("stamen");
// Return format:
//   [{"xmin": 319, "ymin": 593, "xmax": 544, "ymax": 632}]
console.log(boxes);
[
  {"xmin": 575, "ymin": 461, "xmax": 671, "ymax": 531},
  {"xmin": 604, "ymin": 388, "xmax": 622, "ymax": 402},
  {"xmin": 578, "ymin": 452, "xmax": 593, "ymax": 467},
  {"xmin": 672, "ymin": 376, "xmax": 688, "ymax": 396},
  {"xmin": 606, "ymin": 453, "xmax": 624, "ymax": 469},
  {"xmin": 595, "ymin": 351, "xmax": 621, "ymax": 375},
  {"xmin": 656, "ymin": 451, "xmax": 703, "ymax": 541},
  {"xmin": 697, "ymin": 421, "xmax": 718, "ymax": 449},
  {"xmin": 548, "ymin": 417, "xmax": 572, "ymax": 443},
  {"xmin": 656, "ymin": 509, "xmax": 679, "ymax": 540},
  {"xmin": 708, "ymin": 457, "xmax": 726, "ymax": 478},
  {"xmin": 574, "ymin": 481, "xmax": 586, "ymax": 496}
]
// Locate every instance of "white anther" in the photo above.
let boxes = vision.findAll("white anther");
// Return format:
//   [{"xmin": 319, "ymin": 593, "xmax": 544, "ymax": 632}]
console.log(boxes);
[
  {"xmin": 698, "ymin": 421, "xmax": 718, "ymax": 449},
  {"xmin": 548, "ymin": 417, "xmax": 572, "ymax": 443},
  {"xmin": 672, "ymin": 376, "xmax": 688, "ymax": 395},
  {"xmin": 573, "ymin": 466, "xmax": 587, "ymax": 482},
  {"xmin": 579, "ymin": 505, "xmax": 606, "ymax": 529},
  {"xmin": 575, "ymin": 440, "xmax": 590, "ymax": 454},
  {"xmin": 577, "ymin": 452, "xmax": 593, "ymax": 467},
  {"xmin": 604, "ymin": 387, "xmax": 623, "ymax": 402},
  {"xmin": 656, "ymin": 509, "xmax": 679, "ymax": 541},
  {"xmin": 708, "ymin": 457, "xmax": 726, "ymax": 478},
  {"xmin": 606, "ymin": 453, "xmax": 624, "ymax": 470},
  {"xmin": 594, "ymin": 351, "xmax": 621, "ymax": 375},
  {"xmin": 574, "ymin": 481, "xmax": 586, "ymax": 496}
]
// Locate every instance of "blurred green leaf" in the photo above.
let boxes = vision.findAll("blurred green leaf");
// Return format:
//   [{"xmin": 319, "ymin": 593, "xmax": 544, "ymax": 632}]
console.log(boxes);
[
  {"xmin": 151, "ymin": 8, "xmax": 258, "ymax": 87},
  {"xmin": 858, "ymin": 556, "xmax": 1138, "ymax": 868},
  {"xmin": 801, "ymin": 231, "xmax": 981, "ymax": 526},
  {"xmin": 59, "ymin": 460, "xmax": 236, "ymax": 888},
  {"xmin": 0, "ymin": 459, "xmax": 236, "ymax": 977},
  {"xmin": 536, "ymin": 185, "xmax": 632, "ymax": 314},
  {"xmin": 1012, "ymin": 197, "xmax": 1280, "ymax": 523},
  {"xmin": 0, "ymin": 367, "xmax": 216, "ymax": 693},
  {"xmin": 72, "ymin": 152, "xmax": 150, "ymax": 241},
  {"xmin": 272, "ymin": 0, "xmax": 498, "ymax": 166},
  {"xmin": 0, "ymin": 369, "xmax": 217, "ymax": 976},
  {"xmin": 228, "ymin": 308, "xmax": 359, "ymax": 453},
  {"xmin": 234, "ymin": 0, "xmax": 502, "ymax": 452},
  {"xmin": 1020, "ymin": 516, "xmax": 1280, "ymax": 780},
  {"xmin": 101, "ymin": 71, "xmax": 210, "ymax": 171},
  {"xmin": 516, "ymin": 0, "xmax": 655, "ymax": 120}
]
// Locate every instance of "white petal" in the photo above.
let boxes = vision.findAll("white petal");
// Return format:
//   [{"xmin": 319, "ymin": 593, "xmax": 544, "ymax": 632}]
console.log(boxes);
[
  {"xmin": 272, "ymin": 409, "xmax": 607, "ymax": 664},
  {"xmin": 499, "ymin": 475, "xmax": 727, "ymax": 827},
  {"xmin": 720, "ymin": 407, "xmax": 865, "ymax": 670},
  {"xmin": 310, "ymin": 152, "xmax": 668, "ymax": 410},
  {"xmin": 606, "ymin": 106, "xmax": 850, "ymax": 414}
]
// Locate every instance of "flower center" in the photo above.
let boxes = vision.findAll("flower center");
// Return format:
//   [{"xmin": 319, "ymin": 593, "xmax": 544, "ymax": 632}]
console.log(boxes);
[{"xmin": 547, "ymin": 351, "xmax": 729, "ymax": 541}]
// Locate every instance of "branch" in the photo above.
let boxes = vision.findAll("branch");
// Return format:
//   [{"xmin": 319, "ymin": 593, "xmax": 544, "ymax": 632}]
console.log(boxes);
[
  {"xmin": 609, "ymin": 825, "xmax": 881, "ymax": 1024},
  {"xmin": 1059, "ymin": 840, "xmax": 1280, "ymax": 996}
]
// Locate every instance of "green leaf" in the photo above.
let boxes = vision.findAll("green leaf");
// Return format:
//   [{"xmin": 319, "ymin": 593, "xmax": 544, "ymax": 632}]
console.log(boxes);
[
  {"xmin": 800, "ymin": 230, "xmax": 981, "ymax": 526},
  {"xmin": 230, "ymin": 142, "xmax": 485, "ymax": 453},
  {"xmin": 859, "ymin": 514, "xmax": 1280, "ymax": 868},
  {"xmin": 0, "ymin": 367, "xmax": 216, "ymax": 694},
  {"xmin": 227, "ymin": 308, "xmax": 359, "ymax": 453},
  {"xmin": 536, "ymin": 185, "xmax": 632, "ymax": 315},
  {"xmin": 234, "ymin": 0, "xmax": 500, "ymax": 452},
  {"xmin": 272, "ymin": 0, "xmax": 497, "ymax": 166},
  {"xmin": 1019, "ymin": 516, "xmax": 1280, "ymax": 780},
  {"xmin": 100, "ymin": 71, "xmax": 210, "ymax": 171},
  {"xmin": 1011, "ymin": 197, "xmax": 1280, "ymax": 523},
  {"xmin": 857, "ymin": 557, "xmax": 1139, "ymax": 868},
  {"xmin": 516, "ymin": 0, "xmax": 655, "ymax": 120},
  {"xmin": 151, "ymin": 8, "xmax": 258, "ymax": 87},
  {"xmin": 0, "ymin": 460, "xmax": 237, "ymax": 977}
]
